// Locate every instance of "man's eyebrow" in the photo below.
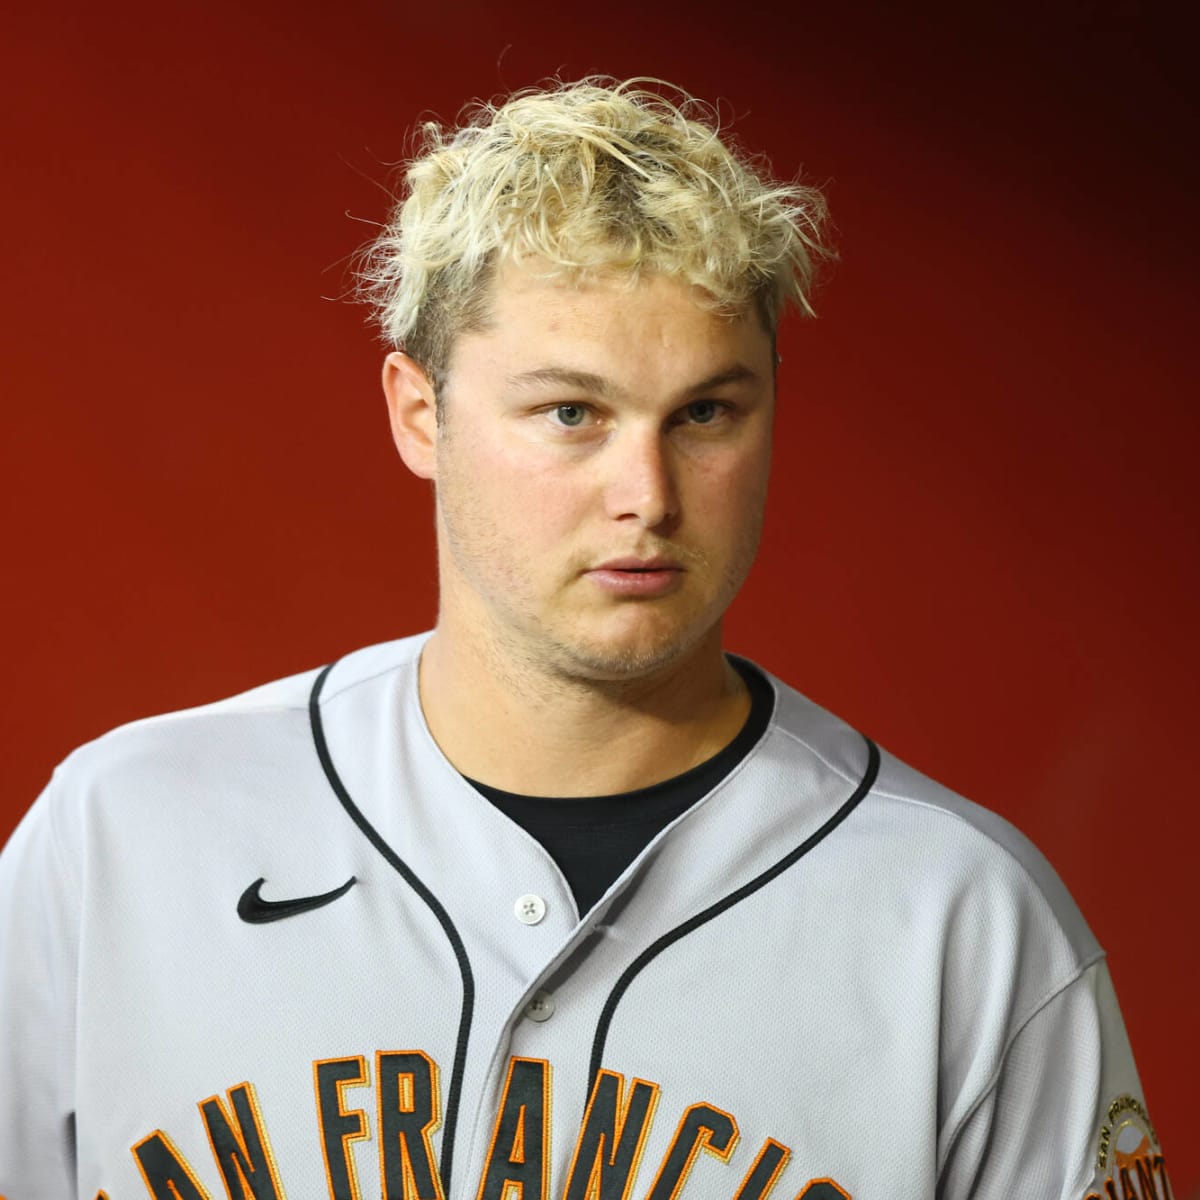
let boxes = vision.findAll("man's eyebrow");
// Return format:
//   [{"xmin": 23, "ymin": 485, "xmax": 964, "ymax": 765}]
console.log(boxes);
[
  {"xmin": 506, "ymin": 368, "xmax": 622, "ymax": 397},
  {"xmin": 686, "ymin": 364, "xmax": 761, "ymax": 393},
  {"xmin": 505, "ymin": 363, "xmax": 762, "ymax": 397}
]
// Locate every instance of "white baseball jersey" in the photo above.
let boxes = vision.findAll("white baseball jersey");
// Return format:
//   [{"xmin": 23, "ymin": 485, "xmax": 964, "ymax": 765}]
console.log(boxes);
[{"xmin": 0, "ymin": 633, "xmax": 1170, "ymax": 1198}]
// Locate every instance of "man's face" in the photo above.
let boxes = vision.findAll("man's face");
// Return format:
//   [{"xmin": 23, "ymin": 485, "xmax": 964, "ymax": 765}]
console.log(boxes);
[{"xmin": 428, "ymin": 258, "xmax": 776, "ymax": 683}]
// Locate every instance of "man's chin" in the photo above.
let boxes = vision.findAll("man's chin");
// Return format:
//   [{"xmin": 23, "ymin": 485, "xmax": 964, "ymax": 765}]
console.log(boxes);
[{"xmin": 546, "ymin": 621, "xmax": 718, "ymax": 684}]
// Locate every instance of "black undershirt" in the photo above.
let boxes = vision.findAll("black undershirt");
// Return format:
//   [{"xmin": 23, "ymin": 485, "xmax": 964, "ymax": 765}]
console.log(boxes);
[{"xmin": 464, "ymin": 658, "xmax": 775, "ymax": 915}]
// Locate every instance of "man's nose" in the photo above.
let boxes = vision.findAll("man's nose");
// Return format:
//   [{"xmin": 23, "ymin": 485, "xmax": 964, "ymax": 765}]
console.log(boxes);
[{"xmin": 602, "ymin": 429, "xmax": 681, "ymax": 532}]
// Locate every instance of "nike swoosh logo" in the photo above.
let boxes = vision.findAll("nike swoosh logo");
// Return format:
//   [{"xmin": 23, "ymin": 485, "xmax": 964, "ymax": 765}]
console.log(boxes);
[{"xmin": 237, "ymin": 876, "xmax": 357, "ymax": 924}]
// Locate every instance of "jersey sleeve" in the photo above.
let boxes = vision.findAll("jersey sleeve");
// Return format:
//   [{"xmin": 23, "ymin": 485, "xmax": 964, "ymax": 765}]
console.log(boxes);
[
  {"xmin": 937, "ymin": 958, "xmax": 1172, "ymax": 1199},
  {"xmin": 0, "ymin": 779, "xmax": 80, "ymax": 1194}
]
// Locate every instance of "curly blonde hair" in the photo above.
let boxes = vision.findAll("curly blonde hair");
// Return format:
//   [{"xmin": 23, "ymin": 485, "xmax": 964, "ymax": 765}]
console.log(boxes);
[{"xmin": 357, "ymin": 77, "xmax": 833, "ymax": 394}]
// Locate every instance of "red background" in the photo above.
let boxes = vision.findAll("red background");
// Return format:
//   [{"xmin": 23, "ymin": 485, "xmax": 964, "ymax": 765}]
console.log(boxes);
[{"xmin": 3, "ymin": 0, "xmax": 1195, "ymax": 1186}]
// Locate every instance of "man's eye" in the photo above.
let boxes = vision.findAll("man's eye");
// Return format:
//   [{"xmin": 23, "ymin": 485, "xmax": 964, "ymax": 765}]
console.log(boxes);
[
  {"xmin": 685, "ymin": 401, "xmax": 720, "ymax": 424},
  {"xmin": 552, "ymin": 404, "xmax": 588, "ymax": 427}
]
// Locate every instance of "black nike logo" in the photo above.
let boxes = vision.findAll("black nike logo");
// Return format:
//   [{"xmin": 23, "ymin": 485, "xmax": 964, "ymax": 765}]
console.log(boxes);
[{"xmin": 237, "ymin": 876, "xmax": 357, "ymax": 924}]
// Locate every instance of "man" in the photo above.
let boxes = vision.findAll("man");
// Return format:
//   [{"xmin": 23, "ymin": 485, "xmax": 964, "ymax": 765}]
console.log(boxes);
[{"xmin": 0, "ymin": 78, "xmax": 1170, "ymax": 1198}]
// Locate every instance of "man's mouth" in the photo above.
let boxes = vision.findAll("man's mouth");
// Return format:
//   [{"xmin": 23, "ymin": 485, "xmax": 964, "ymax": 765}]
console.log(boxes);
[
  {"xmin": 584, "ymin": 558, "xmax": 685, "ymax": 596},
  {"xmin": 592, "ymin": 557, "xmax": 683, "ymax": 573}
]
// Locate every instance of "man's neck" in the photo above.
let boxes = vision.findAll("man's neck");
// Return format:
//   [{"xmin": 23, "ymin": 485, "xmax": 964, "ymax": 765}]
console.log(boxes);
[{"xmin": 416, "ymin": 624, "xmax": 751, "ymax": 798}]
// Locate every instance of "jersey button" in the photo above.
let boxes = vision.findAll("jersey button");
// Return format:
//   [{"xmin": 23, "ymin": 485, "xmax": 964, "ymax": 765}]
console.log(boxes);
[
  {"xmin": 524, "ymin": 990, "xmax": 555, "ymax": 1022},
  {"xmin": 514, "ymin": 894, "xmax": 547, "ymax": 925}
]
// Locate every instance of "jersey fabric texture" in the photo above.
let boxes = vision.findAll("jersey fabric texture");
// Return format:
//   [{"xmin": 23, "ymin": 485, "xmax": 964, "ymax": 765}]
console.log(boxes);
[
  {"xmin": 0, "ymin": 633, "xmax": 1164, "ymax": 1199},
  {"xmin": 466, "ymin": 656, "xmax": 775, "ymax": 914}
]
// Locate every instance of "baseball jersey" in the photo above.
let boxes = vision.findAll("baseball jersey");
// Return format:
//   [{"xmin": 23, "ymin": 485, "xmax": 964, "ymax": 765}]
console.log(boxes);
[{"xmin": 0, "ymin": 633, "xmax": 1170, "ymax": 1198}]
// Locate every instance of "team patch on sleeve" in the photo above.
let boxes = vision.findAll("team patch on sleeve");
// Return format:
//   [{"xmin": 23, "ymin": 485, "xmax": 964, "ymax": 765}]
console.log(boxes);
[{"xmin": 1082, "ymin": 1095, "xmax": 1173, "ymax": 1200}]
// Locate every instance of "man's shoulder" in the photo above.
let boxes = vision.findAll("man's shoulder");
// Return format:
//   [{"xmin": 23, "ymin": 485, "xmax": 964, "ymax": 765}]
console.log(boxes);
[
  {"xmin": 52, "ymin": 633, "xmax": 430, "ymax": 789},
  {"xmin": 757, "ymin": 661, "xmax": 1100, "ymax": 962}
]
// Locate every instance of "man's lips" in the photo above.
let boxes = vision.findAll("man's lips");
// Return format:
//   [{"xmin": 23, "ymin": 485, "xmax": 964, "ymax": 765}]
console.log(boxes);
[
  {"xmin": 590, "ymin": 557, "xmax": 684, "ymax": 572},
  {"xmin": 584, "ymin": 558, "xmax": 685, "ymax": 596}
]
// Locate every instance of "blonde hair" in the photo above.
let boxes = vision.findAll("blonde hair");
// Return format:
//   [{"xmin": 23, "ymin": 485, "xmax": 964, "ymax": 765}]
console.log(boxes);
[{"xmin": 357, "ymin": 77, "xmax": 833, "ymax": 393}]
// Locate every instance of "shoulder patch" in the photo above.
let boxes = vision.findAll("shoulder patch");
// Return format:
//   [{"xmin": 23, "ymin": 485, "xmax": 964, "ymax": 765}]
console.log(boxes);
[
  {"xmin": 1084, "ymin": 1094, "xmax": 1172, "ymax": 1200},
  {"xmin": 1098, "ymin": 1094, "xmax": 1158, "ymax": 1172}
]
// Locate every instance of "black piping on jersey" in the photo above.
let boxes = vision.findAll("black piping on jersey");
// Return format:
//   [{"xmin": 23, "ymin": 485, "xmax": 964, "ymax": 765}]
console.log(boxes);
[
  {"xmin": 586, "ymin": 733, "xmax": 880, "ymax": 1093},
  {"xmin": 308, "ymin": 662, "xmax": 475, "ymax": 1196}
]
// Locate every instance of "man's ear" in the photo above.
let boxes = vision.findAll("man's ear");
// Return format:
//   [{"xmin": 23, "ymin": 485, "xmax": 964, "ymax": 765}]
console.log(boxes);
[{"xmin": 383, "ymin": 352, "xmax": 438, "ymax": 480}]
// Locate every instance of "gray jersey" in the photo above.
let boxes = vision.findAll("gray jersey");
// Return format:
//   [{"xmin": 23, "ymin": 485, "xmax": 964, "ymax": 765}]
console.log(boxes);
[{"xmin": 0, "ymin": 634, "xmax": 1169, "ymax": 1198}]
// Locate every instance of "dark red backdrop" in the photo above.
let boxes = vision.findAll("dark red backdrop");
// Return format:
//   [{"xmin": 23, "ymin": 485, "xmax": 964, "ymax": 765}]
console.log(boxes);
[{"xmin": 3, "ymin": 0, "xmax": 1195, "ymax": 1186}]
